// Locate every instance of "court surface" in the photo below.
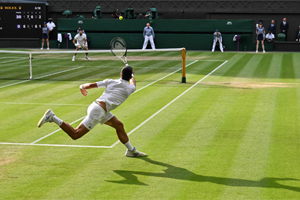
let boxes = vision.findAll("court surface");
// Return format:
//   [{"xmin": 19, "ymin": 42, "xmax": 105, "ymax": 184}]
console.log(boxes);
[{"xmin": 0, "ymin": 50, "xmax": 299, "ymax": 199}]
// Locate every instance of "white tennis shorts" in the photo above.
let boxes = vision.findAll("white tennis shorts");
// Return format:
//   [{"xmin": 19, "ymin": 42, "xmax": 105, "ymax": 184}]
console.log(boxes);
[{"xmin": 81, "ymin": 102, "xmax": 114, "ymax": 130}]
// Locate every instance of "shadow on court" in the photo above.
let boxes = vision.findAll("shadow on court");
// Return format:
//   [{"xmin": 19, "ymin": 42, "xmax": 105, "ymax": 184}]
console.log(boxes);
[{"xmin": 106, "ymin": 157, "xmax": 300, "ymax": 192}]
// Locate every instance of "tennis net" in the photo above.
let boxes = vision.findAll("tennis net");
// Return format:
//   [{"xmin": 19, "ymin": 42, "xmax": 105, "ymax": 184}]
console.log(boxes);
[{"xmin": 0, "ymin": 48, "xmax": 186, "ymax": 82}]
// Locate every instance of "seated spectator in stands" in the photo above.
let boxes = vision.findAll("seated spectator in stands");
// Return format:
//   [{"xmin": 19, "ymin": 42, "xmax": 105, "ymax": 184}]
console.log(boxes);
[
  {"xmin": 296, "ymin": 26, "xmax": 300, "ymax": 42},
  {"xmin": 145, "ymin": 9, "xmax": 151, "ymax": 19},
  {"xmin": 266, "ymin": 30, "xmax": 275, "ymax": 43},
  {"xmin": 111, "ymin": 9, "xmax": 121, "ymax": 19},
  {"xmin": 268, "ymin": 20, "xmax": 276, "ymax": 35},
  {"xmin": 77, "ymin": 27, "xmax": 85, "ymax": 34}
]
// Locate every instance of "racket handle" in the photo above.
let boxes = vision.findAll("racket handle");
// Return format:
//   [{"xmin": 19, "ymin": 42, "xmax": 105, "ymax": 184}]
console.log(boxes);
[{"xmin": 125, "ymin": 63, "xmax": 129, "ymax": 66}]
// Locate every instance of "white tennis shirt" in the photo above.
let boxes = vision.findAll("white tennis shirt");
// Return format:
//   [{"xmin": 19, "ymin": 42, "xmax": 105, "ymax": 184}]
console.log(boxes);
[
  {"xmin": 96, "ymin": 78, "xmax": 135, "ymax": 112},
  {"xmin": 74, "ymin": 33, "xmax": 87, "ymax": 45}
]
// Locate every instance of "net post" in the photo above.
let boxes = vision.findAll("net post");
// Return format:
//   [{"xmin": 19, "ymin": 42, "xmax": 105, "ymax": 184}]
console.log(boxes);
[
  {"xmin": 29, "ymin": 53, "xmax": 32, "ymax": 80},
  {"xmin": 181, "ymin": 48, "xmax": 186, "ymax": 83}
]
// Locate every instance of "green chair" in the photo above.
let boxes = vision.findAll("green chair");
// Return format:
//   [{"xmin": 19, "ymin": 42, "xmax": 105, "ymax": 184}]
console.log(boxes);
[
  {"xmin": 124, "ymin": 8, "xmax": 136, "ymax": 19},
  {"xmin": 94, "ymin": 6, "xmax": 102, "ymax": 19},
  {"xmin": 277, "ymin": 33, "xmax": 285, "ymax": 42}
]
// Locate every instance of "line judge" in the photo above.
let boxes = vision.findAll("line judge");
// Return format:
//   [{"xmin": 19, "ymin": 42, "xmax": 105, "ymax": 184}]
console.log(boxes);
[{"xmin": 142, "ymin": 23, "xmax": 155, "ymax": 50}]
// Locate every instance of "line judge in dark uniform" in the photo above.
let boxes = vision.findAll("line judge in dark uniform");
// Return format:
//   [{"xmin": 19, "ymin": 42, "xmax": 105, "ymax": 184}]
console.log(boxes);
[{"xmin": 280, "ymin": 18, "xmax": 289, "ymax": 41}]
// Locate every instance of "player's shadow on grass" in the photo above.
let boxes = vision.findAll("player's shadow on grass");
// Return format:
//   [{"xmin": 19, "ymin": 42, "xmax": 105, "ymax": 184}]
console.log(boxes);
[{"xmin": 106, "ymin": 157, "xmax": 300, "ymax": 192}]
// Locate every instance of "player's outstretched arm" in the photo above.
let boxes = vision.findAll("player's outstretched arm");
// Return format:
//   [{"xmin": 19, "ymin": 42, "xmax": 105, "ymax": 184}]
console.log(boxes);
[
  {"xmin": 79, "ymin": 83, "xmax": 98, "ymax": 96},
  {"xmin": 129, "ymin": 72, "xmax": 136, "ymax": 88}
]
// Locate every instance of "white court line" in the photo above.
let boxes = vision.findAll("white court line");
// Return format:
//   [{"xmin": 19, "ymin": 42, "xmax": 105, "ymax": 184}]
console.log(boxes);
[
  {"xmin": 30, "ymin": 116, "xmax": 86, "ymax": 144},
  {"xmin": 109, "ymin": 60, "xmax": 228, "ymax": 148},
  {"xmin": 0, "ymin": 66, "xmax": 84, "ymax": 89},
  {"xmin": 0, "ymin": 58, "xmax": 28, "ymax": 64},
  {"xmin": 0, "ymin": 142, "xmax": 111, "ymax": 148}
]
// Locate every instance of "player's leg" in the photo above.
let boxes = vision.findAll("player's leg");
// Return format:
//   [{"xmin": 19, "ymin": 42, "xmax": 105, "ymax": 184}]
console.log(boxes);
[
  {"xmin": 38, "ymin": 102, "xmax": 105, "ymax": 140},
  {"xmin": 149, "ymin": 36, "xmax": 155, "ymax": 49},
  {"xmin": 142, "ymin": 36, "xmax": 149, "ymax": 50},
  {"xmin": 60, "ymin": 122, "xmax": 90, "ymax": 140},
  {"xmin": 41, "ymin": 38, "xmax": 45, "ymax": 50},
  {"xmin": 46, "ymin": 38, "xmax": 49, "ymax": 50},
  {"xmin": 212, "ymin": 40, "xmax": 216, "ymax": 52},
  {"xmin": 105, "ymin": 116, "xmax": 129, "ymax": 144},
  {"xmin": 84, "ymin": 46, "xmax": 90, "ymax": 60},
  {"xmin": 219, "ymin": 39, "xmax": 224, "ymax": 52},
  {"xmin": 104, "ymin": 115, "xmax": 146, "ymax": 157},
  {"xmin": 261, "ymin": 41, "xmax": 265, "ymax": 53},
  {"xmin": 72, "ymin": 45, "xmax": 79, "ymax": 61},
  {"xmin": 256, "ymin": 40, "xmax": 259, "ymax": 52}
]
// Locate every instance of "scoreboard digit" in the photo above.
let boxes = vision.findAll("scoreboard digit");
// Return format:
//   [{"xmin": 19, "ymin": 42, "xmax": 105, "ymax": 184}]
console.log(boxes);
[{"xmin": 0, "ymin": 3, "xmax": 46, "ymax": 38}]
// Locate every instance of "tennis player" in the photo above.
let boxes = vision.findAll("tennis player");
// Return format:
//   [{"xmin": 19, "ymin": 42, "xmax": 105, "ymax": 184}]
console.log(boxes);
[
  {"xmin": 72, "ymin": 29, "xmax": 90, "ymax": 61},
  {"xmin": 37, "ymin": 66, "xmax": 146, "ymax": 157}
]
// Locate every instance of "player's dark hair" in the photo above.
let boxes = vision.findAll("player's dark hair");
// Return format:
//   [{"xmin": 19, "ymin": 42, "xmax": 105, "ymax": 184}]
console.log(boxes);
[{"xmin": 121, "ymin": 66, "xmax": 133, "ymax": 81}]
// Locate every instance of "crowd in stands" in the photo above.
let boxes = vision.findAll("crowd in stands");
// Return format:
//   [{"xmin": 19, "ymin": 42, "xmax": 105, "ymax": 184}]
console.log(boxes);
[{"xmin": 257, "ymin": 17, "xmax": 300, "ymax": 43}]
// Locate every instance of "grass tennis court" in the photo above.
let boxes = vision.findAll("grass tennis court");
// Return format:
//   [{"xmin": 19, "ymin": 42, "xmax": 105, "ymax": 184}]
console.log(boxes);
[{"xmin": 0, "ymin": 50, "xmax": 300, "ymax": 199}]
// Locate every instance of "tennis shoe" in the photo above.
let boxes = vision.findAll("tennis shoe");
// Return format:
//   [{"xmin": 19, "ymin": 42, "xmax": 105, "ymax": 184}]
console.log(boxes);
[
  {"xmin": 40, "ymin": 48, "xmax": 43, "ymax": 50},
  {"xmin": 72, "ymin": 57, "xmax": 75, "ymax": 61},
  {"xmin": 263, "ymin": 50, "xmax": 266, "ymax": 53},
  {"xmin": 85, "ymin": 56, "xmax": 90, "ymax": 61},
  {"xmin": 256, "ymin": 50, "xmax": 258, "ymax": 53},
  {"xmin": 125, "ymin": 147, "xmax": 146, "ymax": 157},
  {"xmin": 47, "ymin": 47, "xmax": 49, "ymax": 50},
  {"xmin": 37, "ymin": 109, "xmax": 54, "ymax": 128}
]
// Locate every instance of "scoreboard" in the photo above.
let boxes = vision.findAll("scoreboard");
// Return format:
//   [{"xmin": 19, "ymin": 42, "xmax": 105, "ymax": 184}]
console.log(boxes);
[{"xmin": 0, "ymin": 3, "xmax": 46, "ymax": 38}]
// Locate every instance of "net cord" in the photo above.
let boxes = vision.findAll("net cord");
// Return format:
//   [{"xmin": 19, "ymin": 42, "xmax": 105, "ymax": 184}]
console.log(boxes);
[{"xmin": 0, "ymin": 48, "xmax": 183, "ymax": 54}]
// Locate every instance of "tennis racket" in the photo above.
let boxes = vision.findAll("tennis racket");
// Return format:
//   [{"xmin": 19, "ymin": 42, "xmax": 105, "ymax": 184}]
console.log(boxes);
[{"xmin": 110, "ymin": 37, "xmax": 128, "ymax": 66}]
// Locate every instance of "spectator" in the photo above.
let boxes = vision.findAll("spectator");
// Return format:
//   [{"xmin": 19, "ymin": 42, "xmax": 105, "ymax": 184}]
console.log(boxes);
[
  {"xmin": 296, "ymin": 26, "xmax": 300, "ymax": 42},
  {"xmin": 266, "ymin": 30, "xmax": 275, "ymax": 43},
  {"xmin": 212, "ymin": 29, "xmax": 223, "ymax": 52},
  {"xmin": 41, "ymin": 22, "xmax": 50, "ymax": 50},
  {"xmin": 268, "ymin": 20, "xmax": 276, "ymax": 35},
  {"xmin": 280, "ymin": 18, "xmax": 289, "ymax": 41},
  {"xmin": 47, "ymin": 18, "xmax": 56, "ymax": 40},
  {"xmin": 142, "ymin": 23, "xmax": 155, "ymax": 49},
  {"xmin": 256, "ymin": 22, "xmax": 266, "ymax": 53},
  {"xmin": 111, "ymin": 9, "xmax": 121, "ymax": 19},
  {"xmin": 145, "ymin": 9, "xmax": 151, "ymax": 19}
]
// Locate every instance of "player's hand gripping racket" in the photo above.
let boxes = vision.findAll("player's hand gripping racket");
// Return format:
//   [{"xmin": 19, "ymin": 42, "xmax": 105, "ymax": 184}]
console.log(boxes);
[{"xmin": 110, "ymin": 37, "xmax": 128, "ymax": 66}]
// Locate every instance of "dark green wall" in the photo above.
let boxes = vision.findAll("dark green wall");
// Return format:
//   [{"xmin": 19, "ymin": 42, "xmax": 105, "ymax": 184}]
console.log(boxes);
[{"xmin": 57, "ymin": 19, "xmax": 256, "ymax": 51}]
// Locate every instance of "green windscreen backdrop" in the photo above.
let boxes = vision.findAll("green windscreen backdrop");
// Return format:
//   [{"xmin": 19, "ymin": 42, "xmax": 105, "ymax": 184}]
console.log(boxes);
[{"xmin": 57, "ymin": 19, "xmax": 256, "ymax": 51}]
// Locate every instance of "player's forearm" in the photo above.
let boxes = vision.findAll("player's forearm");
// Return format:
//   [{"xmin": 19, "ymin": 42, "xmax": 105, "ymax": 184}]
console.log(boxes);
[
  {"xmin": 130, "ymin": 77, "xmax": 136, "ymax": 88},
  {"xmin": 80, "ymin": 83, "xmax": 98, "ymax": 89}
]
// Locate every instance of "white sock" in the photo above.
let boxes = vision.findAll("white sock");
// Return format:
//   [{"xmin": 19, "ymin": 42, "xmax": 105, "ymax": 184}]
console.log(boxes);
[
  {"xmin": 52, "ymin": 115, "xmax": 63, "ymax": 126},
  {"xmin": 124, "ymin": 141, "xmax": 134, "ymax": 151}
]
